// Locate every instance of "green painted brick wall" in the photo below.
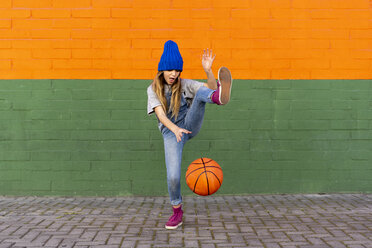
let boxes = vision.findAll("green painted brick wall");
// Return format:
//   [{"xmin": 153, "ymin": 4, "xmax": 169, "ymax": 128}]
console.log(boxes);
[{"xmin": 0, "ymin": 79, "xmax": 371, "ymax": 196}]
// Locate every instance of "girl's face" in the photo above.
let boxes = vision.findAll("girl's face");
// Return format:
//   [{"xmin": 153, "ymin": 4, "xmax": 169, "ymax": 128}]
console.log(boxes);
[{"xmin": 163, "ymin": 70, "xmax": 181, "ymax": 85}]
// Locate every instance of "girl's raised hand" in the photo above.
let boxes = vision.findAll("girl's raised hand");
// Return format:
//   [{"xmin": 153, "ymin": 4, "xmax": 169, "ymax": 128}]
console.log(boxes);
[{"xmin": 202, "ymin": 49, "xmax": 216, "ymax": 73}]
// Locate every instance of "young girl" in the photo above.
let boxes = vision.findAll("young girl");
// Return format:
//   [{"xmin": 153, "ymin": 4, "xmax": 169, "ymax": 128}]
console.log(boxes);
[{"xmin": 147, "ymin": 40, "xmax": 232, "ymax": 230}]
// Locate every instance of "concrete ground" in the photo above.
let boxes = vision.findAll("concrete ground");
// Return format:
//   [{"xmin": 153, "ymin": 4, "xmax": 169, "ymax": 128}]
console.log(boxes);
[{"xmin": 0, "ymin": 194, "xmax": 371, "ymax": 248}]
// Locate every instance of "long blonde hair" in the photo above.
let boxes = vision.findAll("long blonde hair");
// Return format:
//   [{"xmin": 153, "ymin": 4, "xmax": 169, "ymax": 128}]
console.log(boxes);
[{"xmin": 152, "ymin": 71, "xmax": 182, "ymax": 120}]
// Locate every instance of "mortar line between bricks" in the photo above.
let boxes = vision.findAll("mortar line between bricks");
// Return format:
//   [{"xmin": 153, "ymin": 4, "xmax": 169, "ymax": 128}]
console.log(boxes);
[
  {"xmin": 284, "ymin": 228, "xmax": 294, "ymax": 242},
  {"xmin": 69, "ymin": 240, "xmax": 77, "ymax": 248},
  {"xmin": 104, "ymin": 231, "xmax": 111, "ymax": 245},
  {"xmin": 92, "ymin": 228, "xmax": 99, "ymax": 242},
  {"xmin": 117, "ymin": 235, "xmax": 125, "ymax": 248},
  {"xmin": 55, "ymin": 236, "xmax": 64, "ymax": 247},
  {"xmin": 226, "ymin": 231, "xmax": 232, "ymax": 245},
  {"xmin": 18, "ymin": 226, "xmax": 33, "ymax": 240},
  {"xmin": 42, "ymin": 233, "xmax": 54, "ymax": 247},
  {"xmin": 9, "ymin": 221, "xmax": 24, "ymax": 236},
  {"xmin": 56, "ymin": 222, "xmax": 66, "ymax": 232}
]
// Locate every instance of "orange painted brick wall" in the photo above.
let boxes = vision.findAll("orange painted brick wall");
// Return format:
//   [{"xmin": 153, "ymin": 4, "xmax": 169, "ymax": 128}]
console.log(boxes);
[{"xmin": 0, "ymin": 0, "xmax": 372, "ymax": 79}]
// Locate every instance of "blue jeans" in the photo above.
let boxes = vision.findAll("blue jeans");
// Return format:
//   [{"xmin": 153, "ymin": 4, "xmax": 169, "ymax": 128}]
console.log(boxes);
[{"xmin": 161, "ymin": 86, "xmax": 214, "ymax": 206}]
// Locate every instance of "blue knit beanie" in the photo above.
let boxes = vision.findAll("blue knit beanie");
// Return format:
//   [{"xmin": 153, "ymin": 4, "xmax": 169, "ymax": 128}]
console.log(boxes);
[{"xmin": 158, "ymin": 40, "xmax": 183, "ymax": 72}]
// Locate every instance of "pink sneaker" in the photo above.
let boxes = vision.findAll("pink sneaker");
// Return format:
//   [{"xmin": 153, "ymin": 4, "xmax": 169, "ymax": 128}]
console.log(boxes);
[
  {"xmin": 211, "ymin": 66, "xmax": 233, "ymax": 105},
  {"xmin": 165, "ymin": 206, "xmax": 183, "ymax": 230}
]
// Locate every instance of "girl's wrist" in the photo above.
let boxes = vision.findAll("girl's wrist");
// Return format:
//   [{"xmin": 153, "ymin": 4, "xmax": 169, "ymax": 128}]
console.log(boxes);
[{"xmin": 170, "ymin": 125, "xmax": 178, "ymax": 134}]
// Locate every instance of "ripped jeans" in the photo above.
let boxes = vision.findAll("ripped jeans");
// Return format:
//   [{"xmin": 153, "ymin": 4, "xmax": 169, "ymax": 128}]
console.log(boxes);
[{"xmin": 161, "ymin": 86, "xmax": 214, "ymax": 206}]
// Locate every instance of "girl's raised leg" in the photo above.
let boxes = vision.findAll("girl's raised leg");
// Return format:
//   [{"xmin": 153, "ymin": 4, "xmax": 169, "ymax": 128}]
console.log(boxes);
[{"xmin": 184, "ymin": 86, "xmax": 214, "ymax": 139}]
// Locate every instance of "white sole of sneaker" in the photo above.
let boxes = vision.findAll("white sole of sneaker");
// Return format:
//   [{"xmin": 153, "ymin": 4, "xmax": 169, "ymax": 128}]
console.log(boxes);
[
  {"xmin": 165, "ymin": 221, "xmax": 183, "ymax": 230},
  {"xmin": 218, "ymin": 66, "xmax": 233, "ymax": 105}
]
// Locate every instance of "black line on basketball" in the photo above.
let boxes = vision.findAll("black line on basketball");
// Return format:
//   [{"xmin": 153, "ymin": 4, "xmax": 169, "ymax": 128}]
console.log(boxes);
[
  {"xmin": 201, "ymin": 157, "xmax": 210, "ymax": 195},
  {"xmin": 193, "ymin": 171, "xmax": 206, "ymax": 193},
  {"xmin": 190, "ymin": 159, "xmax": 213, "ymax": 165},
  {"xmin": 186, "ymin": 166, "xmax": 222, "ymax": 179},
  {"xmin": 204, "ymin": 166, "xmax": 222, "ymax": 170},
  {"xmin": 206, "ymin": 170, "xmax": 222, "ymax": 186}
]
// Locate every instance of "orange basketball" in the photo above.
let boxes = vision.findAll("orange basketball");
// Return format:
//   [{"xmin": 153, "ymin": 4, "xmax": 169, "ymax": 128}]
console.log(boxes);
[{"xmin": 185, "ymin": 158, "xmax": 223, "ymax": 196}]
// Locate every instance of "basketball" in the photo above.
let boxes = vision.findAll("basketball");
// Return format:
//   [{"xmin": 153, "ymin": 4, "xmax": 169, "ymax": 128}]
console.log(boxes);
[{"xmin": 185, "ymin": 157, "xmax": 223, "ymax": 196}]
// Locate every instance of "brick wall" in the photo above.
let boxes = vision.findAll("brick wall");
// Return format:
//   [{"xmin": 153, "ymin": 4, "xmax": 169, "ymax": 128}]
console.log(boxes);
[
  {"xmin": 0, "ymin": 80, "xmax": 371, "ymax": 196},
  {"xmin": 0, "ymin": 0, "xmax": 372, "ymax": 79},
  {"xmin": 0, "ymin": 0, "xmax": 371, "ymax": 196}
]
